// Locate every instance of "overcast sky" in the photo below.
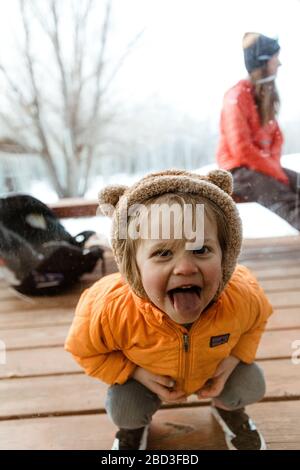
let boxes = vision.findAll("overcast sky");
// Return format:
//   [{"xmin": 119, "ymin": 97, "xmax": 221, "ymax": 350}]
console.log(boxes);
[{"xmin": 113, "ymin": 0, "xmax": 300, "ymax": 122}]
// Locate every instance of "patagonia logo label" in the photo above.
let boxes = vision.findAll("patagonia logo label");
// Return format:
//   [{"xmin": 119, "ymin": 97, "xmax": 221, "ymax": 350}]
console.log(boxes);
[{"xmin": 210, "ymin": 334, "xmax": 230, "ymax": 348}]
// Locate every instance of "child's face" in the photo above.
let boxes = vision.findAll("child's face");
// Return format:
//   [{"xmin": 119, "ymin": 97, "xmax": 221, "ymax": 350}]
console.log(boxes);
[{"xmin": 136, "ymin": 212, "xmax": 222, "ymax": 324}]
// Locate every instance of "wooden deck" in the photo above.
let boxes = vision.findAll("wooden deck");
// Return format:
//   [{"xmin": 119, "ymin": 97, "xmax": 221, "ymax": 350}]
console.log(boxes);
[{"xmin": 1, "ymin": 237, "xmax": 300, "ymax": 450}]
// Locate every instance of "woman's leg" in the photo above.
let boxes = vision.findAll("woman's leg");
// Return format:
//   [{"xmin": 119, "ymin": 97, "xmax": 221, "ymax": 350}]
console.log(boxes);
[
  {"xmin": 231, "ymin": 167, "xmax": 300, "ymax": 231},
  {"xmin": 282, "ymin": 167, "xmax": 300, "ymax": 194},
  {"xmin": 105, "ymin": 379, "xmax": 161, "ymax": 429}
]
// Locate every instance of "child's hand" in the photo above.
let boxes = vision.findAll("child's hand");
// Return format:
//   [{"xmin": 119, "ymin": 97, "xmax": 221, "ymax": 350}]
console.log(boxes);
[
  {"xmin": 196, "ymin": 356, "xmax": 240, "ymax": 399},
  {"xmin": 132, "ymin": 366, "xmax": 187, "ymax": 403}
]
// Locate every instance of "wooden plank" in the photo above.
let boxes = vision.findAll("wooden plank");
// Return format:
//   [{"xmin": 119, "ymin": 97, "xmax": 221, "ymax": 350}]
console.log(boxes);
[
  {"xmin": 240, "ymin": 250, "xmax": 300, "ymax": 263},
  {"xmin": 251, "ymin": 265, "xmax": 300, "ymax": 280},
  {"xmin": 0, "ymin": 308, "xmax": 74, "ymax": 329},
  {"xmin": 257, "ymin": 329, "xmax": 300, "ymax": 359},
  {"xmin": 50, "ymin": 199, "xmax": 98, "ymax": 218},
  {"xmin": 1, "ymin": 329, "xmax": 298, "ymax": 380},
  {"xmin": 267, "ymin": 308, "xmax": 300, "ymax": 330},
  {"xmin": 267, "ymin": 291, "xmax": 300, "ymax": 308},
  {"xmin": 241, "ymin": 235, "xmax": 300, "ymax": 249},
  {"xmin": 0, "ymin": 346, "xmax": 80, "ymax": 379},
  {"xmin": 0, "ymin": 413, "xmax": 114, "ymax": 450},
  {"xmin": 0, "ymin": 373, "xmax": 107, "ymax": 419},
  {"xmin": 2, "ymin": 324, "xmax": 70, "ymax": 350},
  {"xmin": 260, "ymin": 277, "xmax": 300, "ymax": 292},
  {"xmin": 243, "ymin": 256, "xmax": 300, "ymax": 267},
  {"xmin": 0, "ymin": 359, "xmax": 298, "ymax": 420},
  {"xmin": 0, "ymin": 401, "xmax": 299, "ymax": 450},
  {"xmin": 264, "ymin": 359, "xmax": 300, "ymax": 399},
  {"xmin": 0, "ymin": 292, "xmax": 80, "ymax": 314}
]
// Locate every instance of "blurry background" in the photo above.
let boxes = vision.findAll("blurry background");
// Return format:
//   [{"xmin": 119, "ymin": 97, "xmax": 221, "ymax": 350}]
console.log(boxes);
[{"xmin": 0, "ymin": 0, "xmax": 299, "ymax": 202}]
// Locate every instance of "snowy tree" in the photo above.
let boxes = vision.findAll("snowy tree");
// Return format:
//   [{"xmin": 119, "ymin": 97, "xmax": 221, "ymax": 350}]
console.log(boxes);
[{"xmin": 0, "ymin": 0, "xmax": 142, "ymax": 197}]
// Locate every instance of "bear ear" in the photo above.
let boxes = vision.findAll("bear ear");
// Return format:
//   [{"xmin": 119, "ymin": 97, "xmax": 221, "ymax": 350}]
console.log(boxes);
[
  {"xmin": 207, "ymin": 169, "xmax": 233, "ymax": 195},
  {"xmin": 98, "ymin": 185, "xmax": 128, "ymax": 216}
]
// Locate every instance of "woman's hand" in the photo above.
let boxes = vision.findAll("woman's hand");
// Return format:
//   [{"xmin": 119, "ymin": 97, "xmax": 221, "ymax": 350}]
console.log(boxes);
[
  {"xmin": 196, "ymin": 356, "xmax": 240, "ymax": 399},
  {"xmin": 132, "ymin": 367, "xmax": 187, "ymax": 403}
]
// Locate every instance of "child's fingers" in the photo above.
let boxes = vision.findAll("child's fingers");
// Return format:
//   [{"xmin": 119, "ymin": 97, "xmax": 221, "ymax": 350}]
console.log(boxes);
[
  {"xmin": 197, "ymin": 381, "xmax": 224, "ymax": 399},
  {"xmin": 154, "ymin": 385, "xmax": 186, "ymax": 402},
  {"xmin": 163, "ymin": 389, "xmax": 187, "ymax": 402},
  {"xmin": 154, "ymin": 375, "xmax": 175, "ymax": 389},
  {"xmin": 197, "ymin": 388, "xmax": 211, "ymax": 398},
  {"xmin": 147, "ymin": 380, "xmax": 175, "ymax": 397}
]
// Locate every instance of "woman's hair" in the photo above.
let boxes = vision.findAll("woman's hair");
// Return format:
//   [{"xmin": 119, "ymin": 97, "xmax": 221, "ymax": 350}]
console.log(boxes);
[
  {"xmin": 250, "ymin": 65, "xmax": 280, "ymax": 126},
  {"xmin": 120, "ymin": 192, "xmax": 230, "ymax": 292},
  {"xmin": 244, "ymin": 34, "xmax": 280, "ymax": 126}
]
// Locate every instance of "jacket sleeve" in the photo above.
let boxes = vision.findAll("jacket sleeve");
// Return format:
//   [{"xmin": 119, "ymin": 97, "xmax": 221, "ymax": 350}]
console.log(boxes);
[
  {"xmin": 65, "ymin": 288, "xmax": 136, "ymax": 385},
  {"xmin": 221, "ymin": 95, "xmax": 287, "ymax": 181},
  {"xmin": 271, "ymin": 124, "xmax": 284, "ymax": 163},
  {"xmin": 231, "ymin": 283, "xmax": 273, "ymax": 364}
]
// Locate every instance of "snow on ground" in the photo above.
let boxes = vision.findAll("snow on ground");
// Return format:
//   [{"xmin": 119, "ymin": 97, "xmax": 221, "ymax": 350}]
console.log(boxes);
[
  {"xmin": 61, "ymin": 200, "xmax": 298, "ymax": 242},
  {"xmin": 281, "ymin": 153, "xmax": 300, "ymax": 173},
  {"xmin": 34, "ymin": 154, "xmax": 300, "ymax": 240},
  {"xmin": 194, "ymin": 159, "xmax": 299, "ymax": 238}
]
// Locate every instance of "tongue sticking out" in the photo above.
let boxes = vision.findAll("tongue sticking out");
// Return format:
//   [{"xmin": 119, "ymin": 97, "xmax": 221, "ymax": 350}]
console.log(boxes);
[{"xmin": 171, "ymin": 289, "xmax": 201, "ymax": 314}]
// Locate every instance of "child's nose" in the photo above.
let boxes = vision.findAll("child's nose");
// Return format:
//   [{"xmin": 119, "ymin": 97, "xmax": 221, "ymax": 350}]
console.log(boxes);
[{"xmin": 173, "ymin": 255, "xmax": 198, "ymax": 276}]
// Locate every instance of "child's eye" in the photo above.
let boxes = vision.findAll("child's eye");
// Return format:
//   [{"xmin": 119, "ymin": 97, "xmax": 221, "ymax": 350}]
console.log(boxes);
[
  {"xmin": 152, "ymin": 249, "xmax": 173, "ymax": 258},
  {"xmin": 193, "ymin": 246, "xmax": 209, "ymax": 255}
]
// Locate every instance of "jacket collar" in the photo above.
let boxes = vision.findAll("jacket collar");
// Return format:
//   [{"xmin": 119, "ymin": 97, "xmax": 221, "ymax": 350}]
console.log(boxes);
[{"xmin": 131, "ymin": 291, "xmax": 165, "ymax": 324}]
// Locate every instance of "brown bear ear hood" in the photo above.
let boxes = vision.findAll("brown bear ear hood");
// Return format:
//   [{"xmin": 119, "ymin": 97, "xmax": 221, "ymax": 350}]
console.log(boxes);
[
  {"xmin": 206, "ymin": 169, "xmax": 233, "ymax": 195},
  {"xmin": 98, "ymin": 185, "xmax": 128, "ymax": 210},
  {"xmin": 98, "ymin": 169, "xmax": 243, "ymax": 300}
]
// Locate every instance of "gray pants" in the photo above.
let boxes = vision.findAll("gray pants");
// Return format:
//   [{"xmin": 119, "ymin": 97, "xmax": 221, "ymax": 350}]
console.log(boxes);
[
  {"xmin": 231, "ymin": 167, "xmax": 300, "ymax": 231},
  {"xmin": 105, "ymin": 362, "xmax": 266, "ymax": 429}
]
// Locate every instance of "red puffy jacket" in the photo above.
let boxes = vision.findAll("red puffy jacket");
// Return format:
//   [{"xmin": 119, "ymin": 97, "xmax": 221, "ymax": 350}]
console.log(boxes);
[{"xmin": 216, "ymin": 80, "xmax": 289, "ymax": 185}]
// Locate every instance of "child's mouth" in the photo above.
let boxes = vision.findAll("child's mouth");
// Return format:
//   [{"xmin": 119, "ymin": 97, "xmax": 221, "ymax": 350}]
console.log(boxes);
[{"xmin": 167, "ymin": 285, "xmax": 202, "ymax": 313}]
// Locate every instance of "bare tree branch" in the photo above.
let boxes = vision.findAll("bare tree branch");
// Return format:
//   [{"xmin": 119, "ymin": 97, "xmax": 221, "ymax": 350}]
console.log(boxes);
[
  {"xmin": 0, "ymin": 136, "xmax": 40, "ymax": 155},
  {"xmin": 70, "ymin": 0, "xmax": 94, "ymax": 140},
  {"xmin": 88, "ymin": 0, "xmax": 111, "ymax": 126},
  {"xmin": 19, "ymin": 0, "xmax": 65, "ymax": 197},
  {"xmin": 101, "ymin": 28, "xmax": 145, "ymax": 96},
  {"xmin": 79, "ymin": 0, "xmax": 112, "ymax": 189}
]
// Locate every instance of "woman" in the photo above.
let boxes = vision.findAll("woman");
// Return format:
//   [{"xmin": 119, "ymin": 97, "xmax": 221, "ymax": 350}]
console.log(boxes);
[{"xmin": 217, "ymin": 32, "xmax": 300, "ymax": 231}]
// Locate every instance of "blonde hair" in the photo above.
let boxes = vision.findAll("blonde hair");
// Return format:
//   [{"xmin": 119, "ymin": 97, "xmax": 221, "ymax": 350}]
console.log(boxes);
[
  {"xmin": 250, "ymin": 66, "xmax": 280, "ymax": 125},
  {"xmin": 120, "ymin": 192, "xmax": 230, "ymax": 291}
]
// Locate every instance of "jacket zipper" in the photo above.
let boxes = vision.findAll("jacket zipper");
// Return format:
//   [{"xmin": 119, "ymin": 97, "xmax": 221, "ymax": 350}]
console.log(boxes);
[
  {"xmin": 164, "ymin": 320, "xmax": 192, "ymax": 391},
  {"xmin": 182, "ymin": 332, "xmax": 190, "ymax": 391},
  {"xmin": 183, "ymin": 333, "xmax": 189, "ymax": 352}
]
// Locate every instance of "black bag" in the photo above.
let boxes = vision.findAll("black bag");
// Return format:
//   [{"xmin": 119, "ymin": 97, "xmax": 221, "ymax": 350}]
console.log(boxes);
[{"xmin": 0, "ymin": 194, "xmax": 104, "ymax": 295}]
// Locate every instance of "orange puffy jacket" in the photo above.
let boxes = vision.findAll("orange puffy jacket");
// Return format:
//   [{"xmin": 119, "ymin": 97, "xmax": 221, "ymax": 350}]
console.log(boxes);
[
  {"xmin": 65, "ymin": 265, "xmax": 273, "ymax": 395},
  {"xmin": 216, "ymin": 80, "xmax": 289, "ymax": 185}
]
